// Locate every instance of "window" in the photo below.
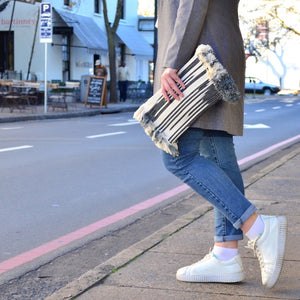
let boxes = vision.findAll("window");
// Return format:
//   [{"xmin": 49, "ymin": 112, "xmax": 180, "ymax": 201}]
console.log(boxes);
[
  {"xmin": 121, "ymin": 0, "xmax": 125, "ymax": 19},
  {"xmin": 64, "ymin": 0, "xmax": 70, "ymax": 6},
  {"xmin": 94, "ymin": 0, "xmax": 101, "ymax": 14}
]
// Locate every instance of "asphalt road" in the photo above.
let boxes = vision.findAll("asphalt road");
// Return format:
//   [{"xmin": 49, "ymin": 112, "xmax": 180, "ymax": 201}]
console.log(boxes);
[{"xmin": 0, "ymin": 95, "xmax": 299, "ymax": 267}]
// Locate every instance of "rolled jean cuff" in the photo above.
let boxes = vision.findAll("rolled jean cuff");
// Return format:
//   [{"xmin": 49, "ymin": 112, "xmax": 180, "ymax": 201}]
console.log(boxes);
[
  {"xmin": 214, "ymin": 233, "xmax": 244, "ymax": 242},
  {"xmin": 233, "ymin": 204, "xmax": 257, "ymax": 230}
]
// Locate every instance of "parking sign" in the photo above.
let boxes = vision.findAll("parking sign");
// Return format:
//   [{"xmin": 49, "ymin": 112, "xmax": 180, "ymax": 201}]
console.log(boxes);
[{"xmin": 40, "ymin": 3, "xmax": 52, "ymax": 43}]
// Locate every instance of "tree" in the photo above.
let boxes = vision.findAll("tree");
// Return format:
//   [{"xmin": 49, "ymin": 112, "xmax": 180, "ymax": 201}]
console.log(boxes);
[
  {"xmin": 239, "ymin": 0, "xmax": 300, "ymax": 87},
  {"xmin": 102, "ymin": 0, "xmax": 123, "ymax": 103},
  {"xmin": 240, "ymin": 1, "xmax": 300, "ymax": 58}
]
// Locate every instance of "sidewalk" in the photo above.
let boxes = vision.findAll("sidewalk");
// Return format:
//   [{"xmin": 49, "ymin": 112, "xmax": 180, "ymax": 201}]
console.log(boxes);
[
  {"xmin": 45, "ymin": 144, "xmax": 300, "ymax": 299},
  {"xmin": 0, "ymin": 101, "xmax": 141, "ymax": 123}
]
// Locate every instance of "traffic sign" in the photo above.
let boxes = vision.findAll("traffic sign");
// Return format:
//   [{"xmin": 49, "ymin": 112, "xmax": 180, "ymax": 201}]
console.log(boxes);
[{"xmin": 40, "ymin": 3, "xmax": 52, "ymax": 43}]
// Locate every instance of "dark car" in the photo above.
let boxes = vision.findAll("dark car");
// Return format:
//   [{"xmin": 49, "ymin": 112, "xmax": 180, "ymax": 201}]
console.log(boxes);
[{"xmin": 245, "ymin": 77, "xmax": 280, "ymax": 95}]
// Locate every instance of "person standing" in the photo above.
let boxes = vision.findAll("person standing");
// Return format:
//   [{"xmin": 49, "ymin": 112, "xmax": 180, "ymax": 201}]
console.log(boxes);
[
  {"xmin": 94, "ymin": 59, "xmax": 108, "ymax": 105},
  {"xmin": 155, "ymin": 0, "xmax": 287, "ymax": 288},
  {"xmin": 95, "ymin": 60, "xmax": 107, "ymax": 77},
  {"xmin": 118, "ymin": 62, "xmax": 130, "ymax": 102}
]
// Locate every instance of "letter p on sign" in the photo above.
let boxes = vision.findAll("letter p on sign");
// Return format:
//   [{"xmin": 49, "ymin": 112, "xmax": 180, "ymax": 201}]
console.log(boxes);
[{"xmin": 41, "ymin": 3, "xmax": 51, "ymax": 14}]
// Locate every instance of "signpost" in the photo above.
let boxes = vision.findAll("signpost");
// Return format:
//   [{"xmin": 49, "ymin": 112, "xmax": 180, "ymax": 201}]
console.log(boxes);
[{"xmin": 40, "ymin": 3, "xmax": 52, "ymax": 113}]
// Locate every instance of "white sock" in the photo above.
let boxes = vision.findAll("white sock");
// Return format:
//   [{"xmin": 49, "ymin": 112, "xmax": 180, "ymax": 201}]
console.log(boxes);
[
  {"xmin": 245, "ymin": 215, "xmax": 265, "ymax": 241},
  {"xmin": 213, "ymin": 245, "xmax": 238, "ymax": 261}
]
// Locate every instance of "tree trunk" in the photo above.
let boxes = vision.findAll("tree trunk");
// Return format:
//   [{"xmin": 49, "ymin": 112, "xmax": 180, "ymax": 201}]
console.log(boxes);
[
  {"xmin": 102, "ymin": 0, "xmax": 122, "ymax": 104},
  {"xmin": 107, "ymin": 31, "xmax": 118, "ymax": 102}
]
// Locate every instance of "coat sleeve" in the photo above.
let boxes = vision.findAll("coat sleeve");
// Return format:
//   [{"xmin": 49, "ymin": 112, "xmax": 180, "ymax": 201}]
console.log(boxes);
[{"xmin": 163, "ymin": 0, "xmax": 210, "ymax": 70}]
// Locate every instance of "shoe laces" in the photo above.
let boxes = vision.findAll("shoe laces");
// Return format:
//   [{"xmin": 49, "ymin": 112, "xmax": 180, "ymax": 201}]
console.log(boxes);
[
  {"xmin": 192, "ymin": 251, "xmax": 214, "ymax": 266},
  {"xmin": 246, "ymin": 237, "xmax": 265, "ymax": 269}
]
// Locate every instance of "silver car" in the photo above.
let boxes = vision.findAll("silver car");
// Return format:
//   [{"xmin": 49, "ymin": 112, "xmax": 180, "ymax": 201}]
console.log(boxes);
[{"xmin": 245, "ymin": 77, "xmax": 280, "ymax": 95}]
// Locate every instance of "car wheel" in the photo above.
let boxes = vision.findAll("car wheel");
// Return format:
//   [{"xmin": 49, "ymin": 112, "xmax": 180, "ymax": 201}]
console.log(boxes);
[{"xmin": 263, "ymin": 88, "xmax": 272, "ymax": 95}]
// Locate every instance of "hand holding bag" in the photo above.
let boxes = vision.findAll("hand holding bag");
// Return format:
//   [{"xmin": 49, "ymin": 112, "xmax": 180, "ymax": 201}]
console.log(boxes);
[{"xmin": 134, "ymin": 44, "xmax": 241, "ymax": 156}]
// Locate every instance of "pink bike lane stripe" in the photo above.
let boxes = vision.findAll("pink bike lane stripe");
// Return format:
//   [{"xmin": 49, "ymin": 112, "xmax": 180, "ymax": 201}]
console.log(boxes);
[
  {"xmin": 238, "ymin": 134, "xmax": 300, "ymax": 165},
  {"xmin": 0, "ymin": 185, "xmax": 189, "ymax": 274},
  {"xmin": 1, "ymin": 134, "xmax": 299, "ymax": 275}
]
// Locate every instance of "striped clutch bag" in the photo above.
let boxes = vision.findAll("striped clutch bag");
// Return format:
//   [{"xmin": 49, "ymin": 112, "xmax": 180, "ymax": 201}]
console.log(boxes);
[{"xmin": 133, "ymin": 44, "xmax": 241, "ymax": 156}]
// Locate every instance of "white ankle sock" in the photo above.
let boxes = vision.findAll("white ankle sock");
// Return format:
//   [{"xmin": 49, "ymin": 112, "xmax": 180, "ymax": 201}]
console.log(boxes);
[
  {"xmin": 245, "ymin": 215, "xmax": 265, "ymax": 241},
  {"xmin": 212, "ymin": 245, "xmax": 238, "ymax": 261}
]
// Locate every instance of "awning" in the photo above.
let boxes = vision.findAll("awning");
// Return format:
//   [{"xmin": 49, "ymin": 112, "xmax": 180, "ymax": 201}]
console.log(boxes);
[
  {"xmin": 55, "ymin": 9, "xmax": 108, "ymax": 54},
  {"xmin": 117, "ymin": 24, "xmax": 153, "ymax": 59}
]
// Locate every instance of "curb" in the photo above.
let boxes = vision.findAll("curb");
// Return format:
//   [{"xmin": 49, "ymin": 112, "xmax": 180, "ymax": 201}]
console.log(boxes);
[
  {"xmin": 45, "ymin": 203, "xmax": 213, "ymax": 300},
  {"xmin": 45, "ymin": 145, "xmax": 300, "ymax": 300}
]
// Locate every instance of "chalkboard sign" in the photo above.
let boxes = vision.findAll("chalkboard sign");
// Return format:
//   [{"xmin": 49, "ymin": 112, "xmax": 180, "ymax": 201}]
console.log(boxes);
[{"xmin": 85, "ymin": 76, "xmax": 107, "ymax": 108}]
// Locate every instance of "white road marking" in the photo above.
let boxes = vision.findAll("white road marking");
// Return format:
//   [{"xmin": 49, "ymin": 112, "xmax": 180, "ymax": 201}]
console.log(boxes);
[
  {"xmin": 109, "ymin": 121, "xmax": 139, "ymax": 126},
  {"xmin": 285, "ymin": 104, "xmax": 293, "ymax": 107},
  {"xmin": 0, "ymin": 127, "xmax": 23, "ymax": 130},
  {"xmin": 255, "ymin": 109, "xmax": 266, "ymax": 112},
  {"xmin": 272, "ymin": 106, "xmax": 281, "ymax": 110},
  {"xmin": 86, "ymin": 131, "xmax": 126, "ymax": 139},
  {"xmin": 0, "ymin": 145, "xmax": 33, "ymax": 153},
  {"xmin": 244, "ymin": 124, "xmax": 270, "ymax": 129}
]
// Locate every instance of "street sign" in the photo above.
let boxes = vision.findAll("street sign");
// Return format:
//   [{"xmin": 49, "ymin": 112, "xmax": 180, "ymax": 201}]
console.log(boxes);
[
  {"xmin": 40, "ymin": 3, "xmax": 52, "ymax": 113},
  {"xmin": 40, "ymin": 3, "xmax": 52, "ymax": 43}
]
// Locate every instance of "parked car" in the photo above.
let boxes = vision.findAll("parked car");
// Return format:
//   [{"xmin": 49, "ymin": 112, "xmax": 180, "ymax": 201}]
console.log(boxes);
[{"xmin": 245, "ymin": 77, "xmax": 280, "ymax": 95}]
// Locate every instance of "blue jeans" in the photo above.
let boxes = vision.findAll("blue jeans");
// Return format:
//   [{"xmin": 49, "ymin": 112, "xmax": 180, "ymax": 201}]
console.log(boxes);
[{"xmin": 162, "ymin": 128, "xmax": 257, "ymax": 242}]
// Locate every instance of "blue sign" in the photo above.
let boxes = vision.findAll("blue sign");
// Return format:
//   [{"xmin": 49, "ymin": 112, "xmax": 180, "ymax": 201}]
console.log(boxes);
[{"xmin": 40, "ymin": 3, "xmax": 52, "ymax": 43}]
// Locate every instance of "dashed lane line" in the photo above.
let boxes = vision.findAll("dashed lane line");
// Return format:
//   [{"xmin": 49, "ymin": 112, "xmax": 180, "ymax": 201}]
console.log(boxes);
[
  {"xmin": 0, "ymin": 127, "xmax": 24, "ymax": 130},
  {"xmin": 86, "ymin": 131, "xmax": 126, "ymax": 139},
  {"xmin": 0, "ymin": 145, "xmax": 33, "ymax": 153}
]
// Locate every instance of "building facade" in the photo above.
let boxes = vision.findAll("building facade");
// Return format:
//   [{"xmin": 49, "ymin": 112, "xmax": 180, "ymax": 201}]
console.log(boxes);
[{"xmin": 0, "ymin": 0, "xmax": 154, "ymax": 89}]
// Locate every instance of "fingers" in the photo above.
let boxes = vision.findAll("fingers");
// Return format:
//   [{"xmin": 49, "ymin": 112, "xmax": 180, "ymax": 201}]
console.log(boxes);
[{"xmin": 161, "ymin": 68, "xmax": 185, "ymax": 102}]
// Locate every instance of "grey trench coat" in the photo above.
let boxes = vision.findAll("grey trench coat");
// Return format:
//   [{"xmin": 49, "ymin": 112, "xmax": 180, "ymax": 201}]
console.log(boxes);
[{"xmin": 154, "ymin": 0, "xmax": 245, "ymax": 136}]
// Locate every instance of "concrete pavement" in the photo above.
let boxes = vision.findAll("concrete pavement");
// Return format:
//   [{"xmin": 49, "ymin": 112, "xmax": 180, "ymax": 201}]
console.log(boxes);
[{"xmin": 44, "ymin": 142, "xmax": 300, "ymax": 299}]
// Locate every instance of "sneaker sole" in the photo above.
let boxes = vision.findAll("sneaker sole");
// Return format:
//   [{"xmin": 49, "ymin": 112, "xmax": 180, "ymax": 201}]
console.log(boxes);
[
  {"xmin": 265, "ymin": 216, "xmax": 287, "ymax": 288},
  {"xmin": 176, "ymin": 272, "xmax": 245, "ymax": 283}
]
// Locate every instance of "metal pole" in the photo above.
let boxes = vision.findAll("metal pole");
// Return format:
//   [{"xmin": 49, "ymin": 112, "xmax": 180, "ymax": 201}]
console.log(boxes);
[
  {"xmin": 44, "ymin": 43, "xmax": 47, "ymax": 113},
  {"xmin": 153, "ymin": 0, "xmax": 158, "ymax": 67}
]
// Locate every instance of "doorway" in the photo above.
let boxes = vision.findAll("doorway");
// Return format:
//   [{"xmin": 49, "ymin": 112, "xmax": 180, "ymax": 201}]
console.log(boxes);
[{"xmin": 0, "ymin": 31, "xmax": 14, "ymax": 76}]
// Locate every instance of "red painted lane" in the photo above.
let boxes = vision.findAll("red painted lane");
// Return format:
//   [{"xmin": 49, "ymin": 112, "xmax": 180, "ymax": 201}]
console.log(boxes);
[
  {"xmin": 238, "ymin": 134, "xmax": 300, "ymax": 165},
  {"xmin": 0, "ymin": 134, "xmax": 299, "ymax": 275},
  {"xmin": 0, "ymin": 185, "xmax": 189, "ymax": 274}
]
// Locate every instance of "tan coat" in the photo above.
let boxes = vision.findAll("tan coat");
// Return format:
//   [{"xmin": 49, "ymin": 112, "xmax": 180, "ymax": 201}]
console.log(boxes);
[{"xmin": 154, "ymin": 0, "xmax": 245, "ymax": 136}]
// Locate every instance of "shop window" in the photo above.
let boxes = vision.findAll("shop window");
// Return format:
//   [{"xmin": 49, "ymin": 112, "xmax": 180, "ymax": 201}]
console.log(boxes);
[{"xmin": 62, "ymin": 35, "xmax": 70, "ymax": 81}]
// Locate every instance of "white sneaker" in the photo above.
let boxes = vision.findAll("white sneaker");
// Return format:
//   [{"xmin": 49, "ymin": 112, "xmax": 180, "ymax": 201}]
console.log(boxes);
[
  {"xmin": 247, "ymin": 215, "xmax": 287, "ymax": 288},
  {"xmin": 176, "ymin": 252, "xmax": 245, "ymax": 283}
]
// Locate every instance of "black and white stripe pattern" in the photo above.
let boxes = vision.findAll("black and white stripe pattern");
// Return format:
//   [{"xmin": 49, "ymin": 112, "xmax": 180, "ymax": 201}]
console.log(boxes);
[{"xmin": 134, "ymin": 45, "xmax": 240, "ymax": 156}]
